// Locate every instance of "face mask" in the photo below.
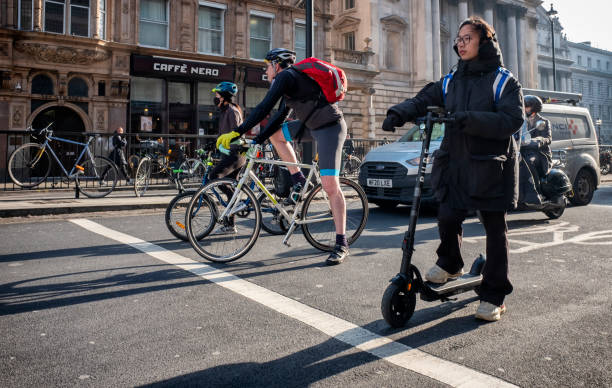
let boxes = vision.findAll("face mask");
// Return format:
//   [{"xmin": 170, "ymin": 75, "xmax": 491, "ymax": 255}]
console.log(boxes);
[{"xmin": 213, "ymin": 97, "xmax": 221, "ymax": 106}]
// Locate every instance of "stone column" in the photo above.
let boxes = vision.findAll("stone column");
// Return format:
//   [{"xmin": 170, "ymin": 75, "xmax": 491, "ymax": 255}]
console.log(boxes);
[
  {"xmin": 484, "ymin": 3, "xmax": 494, "ymax": 25},
  {"xmin": 6, "ymin": 1, "xmax": 15, "ymax": 28},
  {"xmin": 458, "ymin": 0, "xmax": 468, "ymax": 22},
  {"xmin": 548, "ymin": 72, "xmax": 554, "ymax": 91},
  {"xmin": 432, "ymin": 0, "xmax": 441, "ymax": 80},
  {"xmin": 517, "ymin": 12, "xmax": 526, "ymax": 84},
  {"xmin": 425, "ymin": 0, "xmax": 433, "ymax": 81},
  {"xmin": 33, "ymin": 0, "xmax": 43, "ymax": 31},
  {"xmin": 92, "ymin": 0, "xmax": 100, "ymax": 39},
  {"xmin": 506, "ymin": 8, "xmax": 519, "ymax": 79}
]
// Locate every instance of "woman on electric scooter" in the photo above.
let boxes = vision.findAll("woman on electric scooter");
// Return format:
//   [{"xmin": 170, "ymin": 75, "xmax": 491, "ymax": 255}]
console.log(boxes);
[{"xmin": 382, "ymin": 17, "xmax": 524, "ymax": 321}]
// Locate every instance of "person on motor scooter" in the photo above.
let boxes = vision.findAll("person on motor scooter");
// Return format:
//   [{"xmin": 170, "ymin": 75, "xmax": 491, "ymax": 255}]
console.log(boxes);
[
  {"xmin": 382, "ymin": 17, "xmax": 523, "ymax": 321},
  {"xmin": 522, "ymin": 95, "xmax": 552, "ymax": 199}
]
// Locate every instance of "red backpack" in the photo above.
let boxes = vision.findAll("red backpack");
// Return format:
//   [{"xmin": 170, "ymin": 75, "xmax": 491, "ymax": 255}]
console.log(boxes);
[{"xmin": 292, "ymin": 57, "xmax": 348, "ymax": 103}]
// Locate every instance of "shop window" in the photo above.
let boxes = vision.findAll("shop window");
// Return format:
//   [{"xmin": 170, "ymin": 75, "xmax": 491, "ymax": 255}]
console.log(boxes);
[
  {"xmin": 245, "ymin": 86, "xmax": 269, "ymax": 108},
  {"xmin": 197, "ymin": 82, "xmax": 218, "ymax": 105},
  {"xmin": 130, "ymin": 77, "xmax": 164, "ymax": 134},
  {"xmin": 168, "ymin": 82, "xmax": 190, "ymax": 105},
  {"xmin": 19, "ymin": 0, "xmax": 34, "ymax": 30},
  {"xmin": 344, "ymin": 31, "xmax": 355, "ymax": 51},
  {"xmin": 44, "ymin": 0, "xmax": 65, "ymax": 34},
  {"xmin": 294, "ymin": 22, "xmax": 306, "ymax": 61},
  {"xmin": 249, "ymin": 12, "xmax": 273, "ymax": 60},
  {"xmin": 99, "ymin": 0, "xmax": 106, "ymax": 39},
  {"xmin": 68, "ymin": 77, "xmax": 89, "ymax": 97},
  {"xmin": 31, "ymin": 74, "xmax": 54, "ymax": 95},
  {"xmin": 140, "ymin": 0, "xmax": 168, "ymax": 48},
  {"xmin": 198, "ymin": 3, "xmax": 225, "ymax": 55}
]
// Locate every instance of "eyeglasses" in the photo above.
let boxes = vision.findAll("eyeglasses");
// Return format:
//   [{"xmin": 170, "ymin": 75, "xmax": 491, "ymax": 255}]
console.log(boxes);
[{"xmin": 454, "ymin": 34, "xmax": 472, "ymax": 46}]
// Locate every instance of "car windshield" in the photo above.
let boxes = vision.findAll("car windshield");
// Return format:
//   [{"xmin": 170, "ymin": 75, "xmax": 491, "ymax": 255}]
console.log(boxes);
[{"xmin": 398, "ymin": 123, "xmax": 445, "ymax": 142}]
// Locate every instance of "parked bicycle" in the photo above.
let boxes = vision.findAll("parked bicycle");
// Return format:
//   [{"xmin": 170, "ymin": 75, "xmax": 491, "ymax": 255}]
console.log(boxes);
[
  {"xmin": 133, "ymin": 139, "xmax": 192, "ymax": 197},
  {"xmin": 184, "ymin": 141, "xmax": 369, "ymax": 263},
  {"xmin": 600, "ymin": 148, "xmax": 611, "ymax": 175},
  {"xmin": 8, "ymin": 123, "xmax": 118, "ymax": 197},
  {"xmin": 340, "ymin": 150, "xmax": 362, "ymax": 177}
]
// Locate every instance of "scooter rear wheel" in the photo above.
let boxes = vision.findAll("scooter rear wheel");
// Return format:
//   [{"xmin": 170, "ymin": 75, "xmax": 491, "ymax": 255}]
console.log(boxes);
[{"xmin": 381, "ymin": 282, "xmax": 417, "ymax": 328}]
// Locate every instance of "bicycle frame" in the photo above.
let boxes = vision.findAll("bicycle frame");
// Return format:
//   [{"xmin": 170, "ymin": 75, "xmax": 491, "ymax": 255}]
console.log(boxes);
[
  {"xmin": 40, "ymin": 134, "xmax": 94, "ymax": 178},
  {"xmin": 218, "ymin": 145, "xmax": 334, "ymax": 246}
]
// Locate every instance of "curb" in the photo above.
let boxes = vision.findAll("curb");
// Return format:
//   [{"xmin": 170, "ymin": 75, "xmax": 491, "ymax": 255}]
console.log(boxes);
[{"xmin": 0, "ymin": 201, "xmax": 169, "ymax": 218}]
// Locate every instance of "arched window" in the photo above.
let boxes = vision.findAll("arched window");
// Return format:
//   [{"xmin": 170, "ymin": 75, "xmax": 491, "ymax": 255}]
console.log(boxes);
[
  {"xmin": 68, "ymin": 77, "xmax": 89, "ymax": 97},
  {"xmin": 31, "ymin": 74, "xmax": 54, "ymax": 95}
]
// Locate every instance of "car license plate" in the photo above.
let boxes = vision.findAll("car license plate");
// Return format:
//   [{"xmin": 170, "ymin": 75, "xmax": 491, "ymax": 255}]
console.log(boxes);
[{"xmin": 367, "ymin": 178, "xmax": 392, "ymax": 188}]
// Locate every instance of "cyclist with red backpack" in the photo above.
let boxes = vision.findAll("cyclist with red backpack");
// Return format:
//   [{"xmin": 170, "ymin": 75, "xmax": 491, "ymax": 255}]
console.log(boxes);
[{"xmin": 217, "ymin": 48, "xmax": 350, "ymax": 265}]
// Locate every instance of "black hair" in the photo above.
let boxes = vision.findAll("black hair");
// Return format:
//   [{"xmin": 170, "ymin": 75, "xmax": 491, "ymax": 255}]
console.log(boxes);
[{"xmin": 458, "ymin": 16, "xmax": 497, "ymax": 43}]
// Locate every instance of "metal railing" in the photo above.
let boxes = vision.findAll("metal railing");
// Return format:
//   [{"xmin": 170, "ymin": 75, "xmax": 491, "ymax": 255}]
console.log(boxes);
[{"xmin": 0, "ymin": 130, "xmax": 391, "ymax": 192}]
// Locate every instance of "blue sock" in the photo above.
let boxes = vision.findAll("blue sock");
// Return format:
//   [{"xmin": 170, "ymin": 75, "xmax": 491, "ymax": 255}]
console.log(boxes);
[
  {"xmin": 291, "ymin": 171, "xmax": 307, "ymax": 186},
  {"xmin": 336, "ymin": 234, "xmax": 348, "ymax": 247}
]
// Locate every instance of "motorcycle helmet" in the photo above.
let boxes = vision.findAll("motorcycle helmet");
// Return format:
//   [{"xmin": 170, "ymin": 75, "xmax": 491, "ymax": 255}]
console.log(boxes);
[
  {"xmin": 265, "ymin": 48, "xmax": 296, "ymax": 68},
  {"xmin": 540, "ymin": 168, "xmax": 572, "ymax": 198},
  {"xmin": 524, "ymin": 95, "xmax": 543, "ymax": 114}
]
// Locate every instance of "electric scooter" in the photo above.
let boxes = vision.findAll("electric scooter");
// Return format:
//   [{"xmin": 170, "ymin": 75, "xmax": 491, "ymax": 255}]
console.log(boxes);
[{"xmin": 381, "ymin": 106, "xmax": 485, "ymax": 328}]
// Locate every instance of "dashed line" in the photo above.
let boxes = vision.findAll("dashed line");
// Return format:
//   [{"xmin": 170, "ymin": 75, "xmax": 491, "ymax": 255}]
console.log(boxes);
[{"xmin": 70, "ymin": 218, "xmax": 516, "ymax": 388}]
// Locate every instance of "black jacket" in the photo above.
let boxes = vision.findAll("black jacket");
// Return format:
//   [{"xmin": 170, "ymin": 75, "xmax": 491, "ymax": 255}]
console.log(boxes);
[
  {"xmin": 388, "ymin": 39, "xmax": 524, "ymax": 211},
  {"xmin": 110, "ymin": 133, "xmax": 127, "ymax": 166}
]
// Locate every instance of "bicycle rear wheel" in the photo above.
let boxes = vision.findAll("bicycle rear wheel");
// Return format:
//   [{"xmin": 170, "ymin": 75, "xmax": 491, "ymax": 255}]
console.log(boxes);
[
  {"xmin": 301, "ymin": 177, "xmax": 369, "ymax": 251},
  {"xmin": 186, "ymin": 179, "xmax": 261, "ymax": 263},
  {"xmin": 166, "ymin": 190, "xmax": 215, "ymax": 241},
  {"xmin": 134, "ymin": 157, "xmax": 153, "ymax": 197},
  {"xmin": 76, "ymin": 156, "xmax": 118, "ymax": 198},
  {"xmin": 8, "ymin": 143, "xmax": 51, "ymax": 188}
]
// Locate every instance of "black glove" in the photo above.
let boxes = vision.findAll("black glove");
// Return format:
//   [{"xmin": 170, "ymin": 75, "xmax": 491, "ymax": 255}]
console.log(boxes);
[
  {"xmin": 382, "ymin": 112, "xmax": 404, "ymax": 132},
  {"xmin": 450, "ymin": 111, "xmax": 468, "ymax": 130}
]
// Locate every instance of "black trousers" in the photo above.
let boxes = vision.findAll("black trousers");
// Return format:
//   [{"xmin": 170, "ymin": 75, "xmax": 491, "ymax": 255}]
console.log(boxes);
[{"xmin": 435, "ymin": 202, "xmax": 513, "ymax": 306}]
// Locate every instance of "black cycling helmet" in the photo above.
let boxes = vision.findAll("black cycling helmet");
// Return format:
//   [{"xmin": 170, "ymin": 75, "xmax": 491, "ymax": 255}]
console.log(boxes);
[
  {"xmin": 524, "ymin": 95, "xmax": 543, "ymax": 113},
  {"xmin": 265, "ymin": 48, "xmax": 296, "ymax": 68}
]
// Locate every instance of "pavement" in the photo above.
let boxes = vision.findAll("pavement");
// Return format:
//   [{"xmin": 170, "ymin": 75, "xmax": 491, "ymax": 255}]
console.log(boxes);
[
  {"xmin": 2, "ymin": 174, "xmax": 611, "ymax": 218},
  {"xmin": 0, "ymin": 184, "xmax": 180, "ymax": 217}
]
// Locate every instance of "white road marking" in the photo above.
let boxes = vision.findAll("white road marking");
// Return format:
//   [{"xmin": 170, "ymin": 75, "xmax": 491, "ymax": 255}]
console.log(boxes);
[{"xmin": 70, "ymin": 218, "xmax": 516, "ymax": 388}]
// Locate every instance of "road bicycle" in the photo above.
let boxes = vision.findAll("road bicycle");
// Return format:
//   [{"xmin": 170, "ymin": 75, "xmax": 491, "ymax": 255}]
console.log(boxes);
[
  {"xmin": 8, "ymin": 123, "xmax": 118, "ymax": 198},
  {"xmin": 184, "ymin": 141, "xmax": 369, "ymax": 263},
  {"xmin": 165, "ymin": 146, "xmax": 288, "ymax": 241}
]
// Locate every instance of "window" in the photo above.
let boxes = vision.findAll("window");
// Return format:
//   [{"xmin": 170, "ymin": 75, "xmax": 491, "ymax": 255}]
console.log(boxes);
[
  {"xmin": 198, "ymin": 3, "xmax": 225, "ymax": 55},
  {"xmin": 609, "ymin": 85, "xmax": 612, "ymax": 98},
  {"xmin": 597, "ymin": 59, "xmax": 601, "ymax": 69},
  {"xmin": 599, "ymin": 83, "xmax": 603, "ymax": 96},
  {"xmin": 18, "ymin": 0, "xmax": 33, "ymax": 30},
  {"xmin": 587, "ymin": 57, "xmax": 592, "ymax": 68},
  {"xmin": 608, "ymin": 62, "xmax": 610, "ymax": 71},
  {"xmin": 578, "ymin": 79, "xmax": 583, "ymax": 94},
  {"xmin": 130, "ymin": 77, "xmax": 164, "ymax": 134},
  {"xmin": 31, "ymin": 74, "xmax": 54, "ymax": 95},
  {"xmin": 140, "ymin": 0, "xmax": 168, "ymax": 48},
  {"xmin": 168, "ymin": 82, "xmax": 190, "ymax": 105},
  {"xmin": 68, "ymin": 77, "xmax": 89, "ymax": 97},
  {"xmin": 588, "ymin": 81, "xmax": 593, "ymax": 96},
  {"xmin": 344, "ymin": 31, "xmax": 355, "ymax": 51},
  {"xmin": 344, "ymin": 0, "xmax": 355, "ymax": 9},
  {"xmin": 567, "ymin": 115, "xmax": 591, "ymax": 139},
  {"xmin": 294, "ymin": 22, "xmax": 306, "ymax": 61},
  {"xmin": 44, "ymin": 0, "xmax": 65, "ymax": 33},
  {"xmin": 249, "ymin": 12, "xmax": 273, "ymax": 60},
  {"xmin": 98, "ymin": 81, "xmax": 106, "ymax": 96},
  {"xmin": 99, "ymin": 0, "xmax": 106, "ymax": 39},
  {"xmin": 70, "ymin": 0, "xmax": 89, "ymax": 36},
  {"xmin": 577, "ymin": 55, "xmax": 582, "ymax": 65},
  {"xmin": 386, "ymin": 30, "xmax": 401, "ymax": 70}
]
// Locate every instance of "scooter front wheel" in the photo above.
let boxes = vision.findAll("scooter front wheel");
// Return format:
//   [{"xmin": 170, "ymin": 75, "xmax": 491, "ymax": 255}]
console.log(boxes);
[{"xmin": 381, "ymin": 282, "xmax": 417, "ymax": 328}]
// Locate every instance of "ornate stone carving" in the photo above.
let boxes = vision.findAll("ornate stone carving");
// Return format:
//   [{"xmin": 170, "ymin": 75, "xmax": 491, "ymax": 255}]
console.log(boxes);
[
  {"xmin": 14, "ymin": 41, "xmax": 111, "ymax": 65},
  {"xmin": 94, "ymin": 108, "xmax": 107, "ymax": 131},
  {"xmin": 10, "ymin": 104, "xmax": 26, "ymax": 129},
  {"xmin": 0, "ymin": 42, "xmax": 9, "ymax": 57}
]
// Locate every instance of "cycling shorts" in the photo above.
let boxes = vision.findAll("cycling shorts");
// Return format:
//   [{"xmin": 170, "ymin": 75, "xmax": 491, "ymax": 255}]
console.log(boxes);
[{"xmin": 281, "ymin": 119, "xmax": 347, "ymax": 176}]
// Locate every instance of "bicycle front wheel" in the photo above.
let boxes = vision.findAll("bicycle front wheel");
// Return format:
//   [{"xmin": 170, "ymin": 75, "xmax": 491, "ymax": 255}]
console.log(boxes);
[
  {"xmin": 166, "ymin": 190, "xmax": 215, "ymax": 241},
  {"xmin": 134, "ymin": 157, "xmax": 153, "ymax": 197},
  {"xmin": 186, "ymin": 179, "xmax": 261, "ymax": 263},
  {"xmin": 76, "ymin": 156, "xmax": 118, "ymax": 198},
  {"xmin": 301, "ymin": 177, "xmax": 369, "ymax": 251},
  {"xmin": 8, "ymin": 143, "xmax": 51, "ymax": 188},
  {"xmin": 258, "ymin": 191, "xmax": 289, "ymax": 235}
]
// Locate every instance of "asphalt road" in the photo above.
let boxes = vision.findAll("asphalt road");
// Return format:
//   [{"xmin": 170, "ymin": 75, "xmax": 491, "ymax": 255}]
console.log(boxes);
[{"xmin": 2, "ymin": 186, "xmax": 612, "ymax": 387}]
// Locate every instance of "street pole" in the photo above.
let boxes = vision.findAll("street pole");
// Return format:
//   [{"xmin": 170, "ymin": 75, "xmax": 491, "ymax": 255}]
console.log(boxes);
[
  {"xmin": 303, "ymin": 0, "xmax": 314, "ymax": 164},
  {"xmin": 547, "ymin": 3, "xmax": 558, "ymax": 91}
]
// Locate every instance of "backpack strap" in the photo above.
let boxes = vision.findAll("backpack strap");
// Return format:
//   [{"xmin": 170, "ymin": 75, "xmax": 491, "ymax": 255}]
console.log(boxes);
[
  {"xmin": 493, "ymin": 67, "xmax": 512, "ymax": 104},
  {"xmin": 441, "ymin": 69, "xmax": 455, "ymax": 104}
]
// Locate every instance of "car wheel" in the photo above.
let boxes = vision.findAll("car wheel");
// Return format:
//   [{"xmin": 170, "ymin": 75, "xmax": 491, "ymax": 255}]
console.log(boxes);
[{"xmin": 569, "ymin": 169, "xmax": 595, "ymax": 206}]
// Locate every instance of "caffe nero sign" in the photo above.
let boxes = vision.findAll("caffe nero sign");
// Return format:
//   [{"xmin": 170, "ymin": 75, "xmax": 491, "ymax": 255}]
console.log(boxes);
[{"xmin": 131, "ymin": 55, "xmax": 234, "ymax": 81}]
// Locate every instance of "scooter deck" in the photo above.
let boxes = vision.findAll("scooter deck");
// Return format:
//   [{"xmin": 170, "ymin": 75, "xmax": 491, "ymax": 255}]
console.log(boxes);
[{"xmin": 421, "ymin": 273, "xmax": 482, "ymax": 302}]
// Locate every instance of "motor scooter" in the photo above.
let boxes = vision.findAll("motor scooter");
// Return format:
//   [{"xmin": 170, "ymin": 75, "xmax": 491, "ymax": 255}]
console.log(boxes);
[{"xmin": 381, "ymin": 107, "xmax": 485, "ymax": 328}]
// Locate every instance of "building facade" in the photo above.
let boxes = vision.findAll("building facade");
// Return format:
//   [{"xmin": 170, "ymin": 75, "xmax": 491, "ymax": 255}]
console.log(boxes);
[
  {"xmin": 331, "ymin": 0, "xmax": 541, "ymax": 140},
  {"xmin": 535, "ymin": 4, "xmax": 612, "ymax": 143},
  {"xmin": 1, "ymin": 0, "xmax": 542, "ymax": 144}
]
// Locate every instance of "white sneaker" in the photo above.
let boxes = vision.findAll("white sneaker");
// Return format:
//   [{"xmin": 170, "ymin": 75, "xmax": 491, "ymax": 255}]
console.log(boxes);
[
  {"xmin": 475, "ymin": 301, "xmax": 507, "ymax": 321},
  {"xmin": 213, "ymin": 225, "xmax": 237, "ymax": 235},
  {"xmin": 424, "ymin": 264, "xmax": 465, "ymax": 284}
]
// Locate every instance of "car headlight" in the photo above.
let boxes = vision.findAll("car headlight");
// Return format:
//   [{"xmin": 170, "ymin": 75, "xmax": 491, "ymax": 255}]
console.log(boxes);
[{"xmin": 406, "ymin": 155, "xmax": 434, "ymax": 166}]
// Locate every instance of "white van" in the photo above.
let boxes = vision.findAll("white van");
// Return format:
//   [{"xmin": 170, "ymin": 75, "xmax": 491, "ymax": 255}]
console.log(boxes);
[{"xmin": 359, "ymin": 90, "xmax": 599, "ymax": 209}]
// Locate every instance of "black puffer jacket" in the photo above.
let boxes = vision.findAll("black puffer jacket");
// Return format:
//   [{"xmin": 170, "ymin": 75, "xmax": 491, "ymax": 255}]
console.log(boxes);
[{"xmin": 387, "ymin": 39, "xmax": 524, "ymax": 211}]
